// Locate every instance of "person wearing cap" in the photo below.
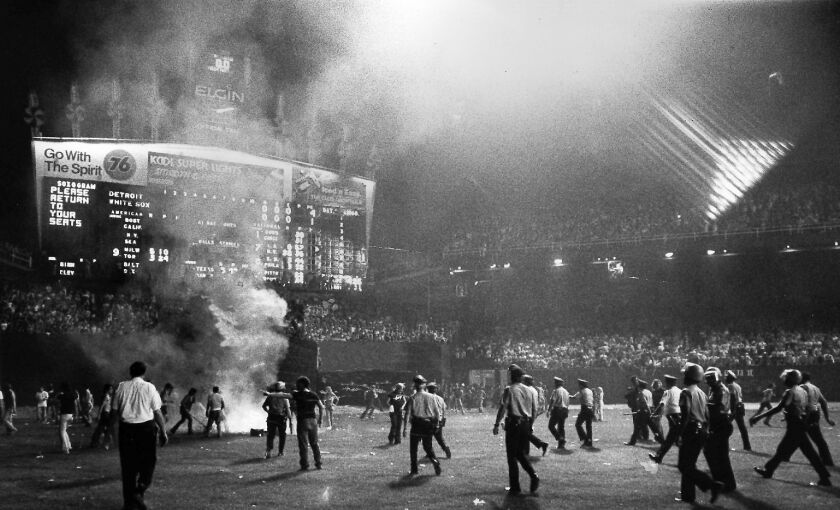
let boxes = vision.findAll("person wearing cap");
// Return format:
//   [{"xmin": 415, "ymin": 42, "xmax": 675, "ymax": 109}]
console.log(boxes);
[
  {"xmin": 262, "ymin": 381, "xmax": 291, "ymax": 459},
  {"xmin": 387, "ymin": 383, "xmax": 407, "ymax": 445},
  {"xmin": 800, "ymin": 373, "xmax": 835, "ymax": 467},
  {"xmin": 522, "ymin": 375, "xmax": 549, "ymax": 456},
  {"xmin": 625, "ymin": 380, "xmax": 662, "ymax": 446},
  {"xmin": 676, "ymin": 362, "xmax": 724, "ymax": 504},
  {"xmin": 427, "ymin": 382, "xmax": 452, "ymax": 458},
  {"xmin": 751, "ymin": 369, "xmax": 830, "ymax": 486},
  {"xmin": 724, "ymin": 370, "xmax": 751, "ymax": 451},
  {"xmin": 547, "ymin": 377, "xmax": 570, "ymax": 449},
  {"xmin": 264, "ymin": 376, "xmax": 325, "ymax": 470},
  {"xmin": 624, "ymin": 376, "xmax": 649, "ymax": 442},
  {"xmin": 571, "ymin": 378, "xmax": 595, "ymax": 447},
  {"xmin": 406, "ymin": 375, "xmax": 442, "ymax": 475},
  {"xmin": 649, "ymin": 374, "xmax": 681, "ymax": 464},
  {"xmin": 493, "ymin": 364, "xmax": 539, "ymax": 495},
  {"xmin": 704, "ymin": 367, "xmax": 736, "ymax": 493}
]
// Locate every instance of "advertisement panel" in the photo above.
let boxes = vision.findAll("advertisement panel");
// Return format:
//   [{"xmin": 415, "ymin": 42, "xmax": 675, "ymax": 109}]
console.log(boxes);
[{"xmin": 292, "ymin": 166, "xmax": 368, "ymax": 211}]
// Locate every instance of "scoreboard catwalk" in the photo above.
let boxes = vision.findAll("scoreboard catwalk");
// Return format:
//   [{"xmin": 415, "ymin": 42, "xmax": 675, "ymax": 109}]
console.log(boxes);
[{"xmin": 33, "ymin": 139, "xmax": 375, "ymax": 287}]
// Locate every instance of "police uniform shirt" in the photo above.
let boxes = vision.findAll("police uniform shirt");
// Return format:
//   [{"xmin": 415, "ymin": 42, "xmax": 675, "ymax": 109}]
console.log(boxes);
[
  {"xmin": 727, "ymin": 382, "xmax": 743, "ymax": 407},
  {"xmin": 801, "ymin": 382, "xmax": 823, "ymax": 413},
  {"xmin": 661, "ymin": 386, "xmax": 681, "ymax": 416},
  {"xmin": 549, "ymin": 386, "xmax": 569, "ymax": 409},
  {"xmin": 707, "ymin": 384, "xmax": 730, "ymax": 424},
  {"xmin": 502, "ymin": 383, "xmax": 536, "ymax": 419},
  {"xmin": 410, "ymin": 391, "xmax": 441, "ymax": 420},
  {"xmin": 680, "ymin": 384, "xmax": 709, "ymax": 425},
  {"xmin": 112, "ymin": 377, "xmax": 162, "ymax": 424},
  {"xmin": 575, "ymin": 387, "xmax": 594, "ymax": 408}
]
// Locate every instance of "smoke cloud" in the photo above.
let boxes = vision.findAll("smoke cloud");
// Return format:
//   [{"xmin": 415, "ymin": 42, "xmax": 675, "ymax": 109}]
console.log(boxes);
[{"xmin": 72, "ymin": 278, "xmax": 288, "ymax": 432}]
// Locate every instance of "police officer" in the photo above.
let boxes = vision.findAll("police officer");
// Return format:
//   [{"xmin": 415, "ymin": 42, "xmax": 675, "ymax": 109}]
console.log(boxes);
[
  {"xmin": 704, "ymin": 367, "xmax": 736, "ymax": 493},
  {"xmin": 751, "ymin": 369, "xmax": 831, "ymax": 486},
  {"xmin": 676, "ymin": 363, "xmax": 724, "ymax": 504},
  {"xmin": 626, "ymin": 380, "xmax": 662, "ymax": 445},
  {"xmin": 801, "ymin": 372, "xmax": 835, "ymax": 467},
  {"xmin": 427, "ymin": 382, "xmax": 451, "ymax": 458},
  {"xmin": 725, "ymin": 370, "xmax": 751, "ymax": 451},
  {"xmin": 387, "ymin": 383, "xmax": 407, "ymax": 445},
  {"xmin": 547, "ymin": 376, "xmax": 570, "ymax": 449},
  {"xmin": 493, "ymin": 364, "xmax": 539, "ymax": 496},
  {"xmin": 522, "ymin": 375, "xmax": 549, "ymax": 456},
  {"xmin": 571, "ymin": 379, "xmax": 594, "ymax": 447},
  {"xmin": 649, "ymin": 374, "xmax": 681, "ymax": 464},
  {"xmin": 625, "ymin": 376, "xmax": 650, "ymax": 442},
  {"xmin": 406, "ymin": 375, "xmax": 442, "ymax": 476}
]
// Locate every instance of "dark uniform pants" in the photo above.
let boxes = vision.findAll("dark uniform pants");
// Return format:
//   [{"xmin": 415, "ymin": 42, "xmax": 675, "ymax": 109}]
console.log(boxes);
[
  {"xmin": 704, "ymin": 421, "xmax": 736, "ymax": 492},
  {"xmin": 297, "ymin": 417, "xmax": 322, "ymax": 469},
  {"xmin": 266, "ymin": 415, "xmax": 286, "ymax": 454},
  {"xmin": 548, "ymin": 407, "xmax": 568, "ymax": 446},
  {"xmin": 678, "ymin": 424, "xmax": 714, "ymax": 502},
  {"xmin": 433, "ymin": 422, "xmax": 450, "ymax": 455},
  {"xmin": 389, "ymin": 412, "xmax": 403, "ymax": 444},
  {"xmin": 410, "ymin": 418, "xmax": 440, "ymax": 472},
  {"xmin": 753, "ymin": 402, "xmax": 772, "ymax": 424},
  {"xmin": 505, "ymin": 416, "xmax": 537, "ymax": 492},
  {"xmin": 765, "ymin": 419, "xmax": 830, "ymax": 480},
  {"xmin": 118, "ymin": 420, "xmax": 157, "ymax": 507},
  {"xmin": 575, "ymin": 406, "xmax": 593, "ymax": 444},
  {"xmin": 656, "ymin": 414, "xmax": 681, "ymax": 459},
  {"xmin": 733, "ymin": 404, "xmax": 751, "ymax": 450}
]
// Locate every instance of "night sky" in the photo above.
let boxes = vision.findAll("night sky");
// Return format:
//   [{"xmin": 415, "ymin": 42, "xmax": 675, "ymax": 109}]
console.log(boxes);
[{"xmin": 2, "ymin": 0, "xmax": 839, "ymax": 253}]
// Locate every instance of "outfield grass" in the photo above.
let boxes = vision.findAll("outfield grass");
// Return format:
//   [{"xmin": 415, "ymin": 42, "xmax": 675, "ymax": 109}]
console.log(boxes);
[{"xmin": 1, "ymin": 404, "xmax": 839, "ymax": 509}]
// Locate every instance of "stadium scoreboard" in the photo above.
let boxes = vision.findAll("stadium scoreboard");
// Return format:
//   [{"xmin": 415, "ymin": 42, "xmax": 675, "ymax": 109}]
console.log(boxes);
[{"xmin": 33, "ymin": 140, "xmax": 375, "ymax": 288}]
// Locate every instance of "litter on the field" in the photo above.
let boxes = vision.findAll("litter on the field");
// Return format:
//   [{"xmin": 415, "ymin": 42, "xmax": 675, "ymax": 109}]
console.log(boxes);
[
  {"xmin": 35, "ymin": 455, "xmax": 44, "ymax": 459},
  {"xmin": 238, "ymin": 475, "xmax": 244, "ymax": 479},
  {"xmin": 602, "ymin": 463, "xmax": 611, "ymax": 466},
  {"xmin": 641, "ymin": 461, "xmax": 659, "ymax": 474},
  {"xmin": 473, "ymin": 498, "xmax": 486, "ymax": 505}
]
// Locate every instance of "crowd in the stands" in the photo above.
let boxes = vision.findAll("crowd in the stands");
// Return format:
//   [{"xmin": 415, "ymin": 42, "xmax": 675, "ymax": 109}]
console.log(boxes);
[
  {"xmin": 443, "ymin": 183, "xmax": 840, "ymax": 255},
  {"xmin": 300, "ymin": 299, "xmax": 457, "ymax": 343},
  {"xmin": 0, "ymin": 282, "xmax": 159, "ymax": 335},
  {"xmin": 453, "ymin": 324, "xmax": 840, "ymax": 370}
]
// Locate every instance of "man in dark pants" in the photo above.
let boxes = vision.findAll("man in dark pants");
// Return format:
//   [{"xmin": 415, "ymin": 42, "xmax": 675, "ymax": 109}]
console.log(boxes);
[
  {"xmin": 725, "ymin": 370, "xmax": 751, "ymax": 451},
  {"xmin": 427, "ymin": 382, "xmax": 451, "ymax": 458},
  {"xmin": 625, "ymin": 376, "xmax": 649, "ymax": 441},
  {"xmin": 168, "ymin": 388, "xmax": 197, "ymax": 436},
  {"xmin": 752, "ymin": 383, "xmax": 775, "ymax": 426},
  {"xmin": 522, "ymin": 375, "xmax": 549, "ymax": 456},
  {"xmin": 649, "ymin": 374, "xmax": 681, "ymax": 463},
  {"xmin": 265, "ymin": 376, "xmax": 325, "ymax": 470},
  {"xmin": 262, "ymin": 381, "xmax": 290, "ymax": 458},
  {"xmin": 571, "ymin": 379, "xmax": 594, "ymax": 447},
  {"xmin": 676, "ymin": 363, "xmax": 723, "ymax": 504},
  {"xmin": 111, "ymin": 361, "xmax": 168, "ymax": 510},
  {"xmin": 547, "ymin": 377, "xmax": 569, "ymax": 449},
  {"xmin": 405, "ymin": 375, "xmax": 442, "ymax": 476},
  {"xmin": 387, "ymin": 383, "xmax": 407, "ymax": 445},
  {"xmin": 751, "ymin": 369, "xmax": 831, "ymax": 486},
  {"xmin": 800, "ymin": 373, "xmax": 835, "ymax": 467},
  {"xmin": 493, "ymin": 364, "xmax": 538, "ymax": 496},
  {"xmin": 704, "ymin": 367, "xmax": 736, "ymax": 493}
]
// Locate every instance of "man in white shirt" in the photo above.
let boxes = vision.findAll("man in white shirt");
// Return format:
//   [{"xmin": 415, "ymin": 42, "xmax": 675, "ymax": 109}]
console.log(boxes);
[
  {"xmin": 547, "ymin": 377, "xmax": 570, "ymax": 449},
  {"xmin": 649, "ymin": 374, "xmax": 682, "ymax": 463},
  {"xmin": 111, "ymin": 361, "xmax": 167, "ymax": 510},
  {"xmin": 35, "ymin": 387, "xmax": 49, "ymax": 424},
  {"xmin": 571, "ymin": 379, "xmax": 595, "ymax": 447}
]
